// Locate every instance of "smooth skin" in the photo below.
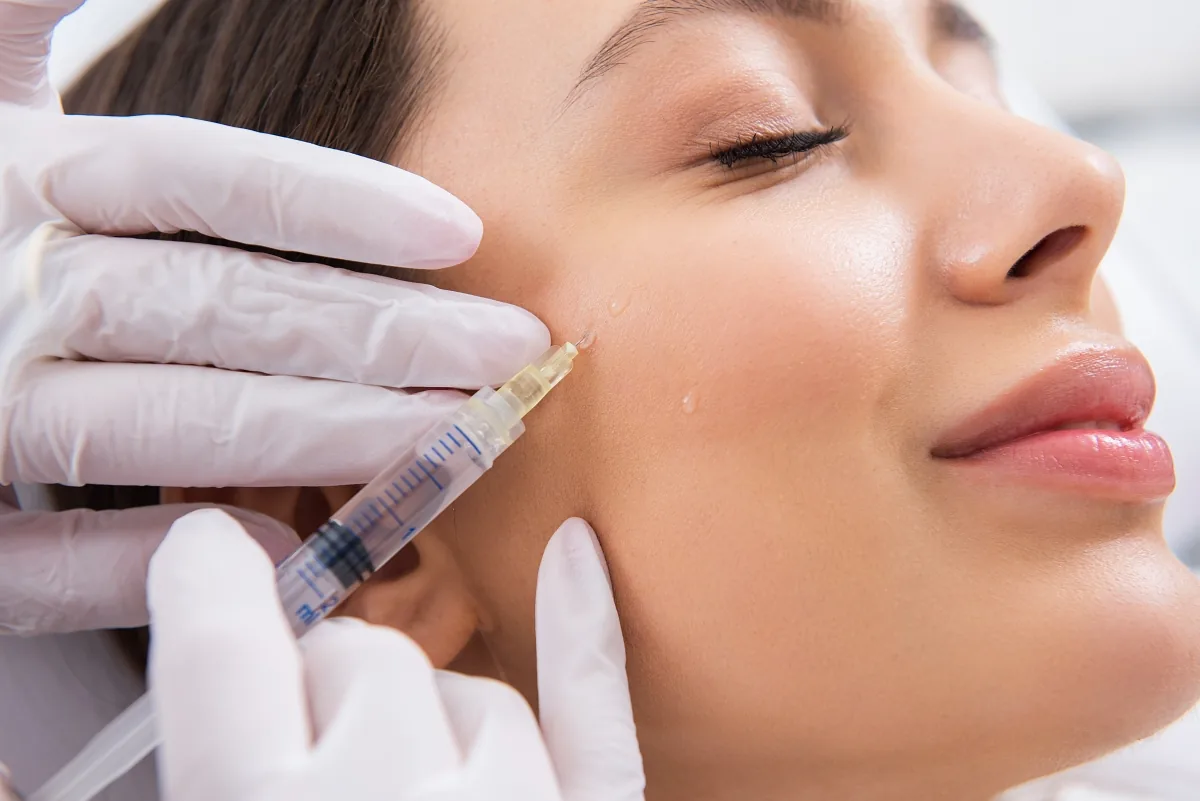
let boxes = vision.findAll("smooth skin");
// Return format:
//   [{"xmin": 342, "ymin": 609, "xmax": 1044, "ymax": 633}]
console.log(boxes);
[{"xmin": 172, "ymin": 1, "xmax": 1200, "ymax": 800}]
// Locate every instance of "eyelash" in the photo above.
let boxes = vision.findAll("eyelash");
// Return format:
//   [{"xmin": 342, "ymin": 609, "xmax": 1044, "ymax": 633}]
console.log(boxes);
[{"xmin": 710, "ymin": 124, "xmax": 850, "ymax": 169}]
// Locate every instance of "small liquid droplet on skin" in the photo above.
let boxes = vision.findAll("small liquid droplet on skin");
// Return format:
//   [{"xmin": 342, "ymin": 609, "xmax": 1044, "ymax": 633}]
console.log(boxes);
[
  {"xmin": 608, "ymin": 290, "xmax": 632, "ymax": 317},
  {"xmin": 682, "ymin": 391, "xmax": 698, "ymax": 415},
  {"xmin": 576, "ymin": 330, "xmax": 596, "ymax": 351}
]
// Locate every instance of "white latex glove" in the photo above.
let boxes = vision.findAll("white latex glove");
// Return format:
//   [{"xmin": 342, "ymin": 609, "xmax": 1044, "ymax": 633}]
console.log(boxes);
[
  {"xmin": 147, "ymin": 510, "xmax": 646, "ymax": 801},
  {"xmin": 1050, "ymin": 787, "xmax": 1163, "ymax": 801},
  {"xmin": 0, "ymin": 0, "xmax": 549, "ymax": 635}
]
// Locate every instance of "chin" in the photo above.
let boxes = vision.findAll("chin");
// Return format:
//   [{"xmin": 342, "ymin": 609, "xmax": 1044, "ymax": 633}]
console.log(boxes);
[{"xmin": 1024, "ymin": 537, "xmax": 1200, "ymax": 775}]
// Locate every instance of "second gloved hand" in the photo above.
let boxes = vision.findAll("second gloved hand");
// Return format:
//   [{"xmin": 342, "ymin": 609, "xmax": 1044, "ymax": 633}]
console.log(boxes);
[
  {"xmin": 147, "ymin": 511, "xmax": 646, "ymax": 801},
  {"xmin": 0, "ymin": 0, "xmax": 548, "ymax": 635}
]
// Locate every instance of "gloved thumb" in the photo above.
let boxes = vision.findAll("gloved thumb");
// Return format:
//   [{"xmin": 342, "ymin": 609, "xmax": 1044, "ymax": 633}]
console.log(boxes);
[
  {"xmin": 148, "ymin": 509, "xmax": 311, "ymax": 800},
  {"xmin": 535, "ymin": 518, "xmax": 646, "ymax": 801}
]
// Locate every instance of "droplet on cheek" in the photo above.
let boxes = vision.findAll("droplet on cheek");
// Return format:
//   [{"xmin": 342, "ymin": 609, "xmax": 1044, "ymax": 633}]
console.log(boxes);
[
  {"xmin": 608, "ymin": 288, "xmax": 632, "ymax": 317},
  {"xmin": 682, "ymin": 390, "xmax": 698, "ymax": 415}
]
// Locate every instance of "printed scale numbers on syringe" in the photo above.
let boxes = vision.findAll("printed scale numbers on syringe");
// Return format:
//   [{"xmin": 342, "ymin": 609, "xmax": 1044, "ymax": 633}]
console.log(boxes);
[{"xmin": 276, "ymin": 420, "xmax": 488, "ymax": 634}]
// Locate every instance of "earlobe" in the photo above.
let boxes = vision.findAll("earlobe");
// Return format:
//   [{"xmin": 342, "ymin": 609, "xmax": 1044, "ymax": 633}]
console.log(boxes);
[{"xmin": 337, "ymin": 534, "xmax": 481, "ymax": 669}]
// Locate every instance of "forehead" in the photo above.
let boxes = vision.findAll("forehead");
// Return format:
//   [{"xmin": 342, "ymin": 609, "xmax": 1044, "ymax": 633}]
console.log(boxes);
[
  {"xmin": 426, "ymin": 0, "xmax": 629, "ymax": 115},
  {"xmin": 424, "ymin": 0, "xmax": 917, "ymax": 118}
]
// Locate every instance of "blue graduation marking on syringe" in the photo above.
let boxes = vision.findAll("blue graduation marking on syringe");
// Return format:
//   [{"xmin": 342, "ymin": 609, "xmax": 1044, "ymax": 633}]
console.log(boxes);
[
  {"xmin": 455, "ymin": 424, "xmax": 481, "ymax": 455},
  {"xmin": 297, "ymin": 563, "xmax": 323, "ymax": 597},
  {"xmin": 307, "ymin": 427, "xmax": 480, "ymax": 592},
  {"xmin": 418, "ymin": 459, "xmax": 444, "ymax": 490}
]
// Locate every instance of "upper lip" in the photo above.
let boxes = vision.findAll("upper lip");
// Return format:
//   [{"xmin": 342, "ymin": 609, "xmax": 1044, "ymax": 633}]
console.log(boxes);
[{"xmin": 931, "ymin": 347, "xmax": 1156, "ymax": 459}]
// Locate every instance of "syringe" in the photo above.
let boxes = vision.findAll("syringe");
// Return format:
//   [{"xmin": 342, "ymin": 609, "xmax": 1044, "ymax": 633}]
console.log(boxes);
[{"xmin": 30, "ymin": 343, "xmax": 581, "ymax": 801}]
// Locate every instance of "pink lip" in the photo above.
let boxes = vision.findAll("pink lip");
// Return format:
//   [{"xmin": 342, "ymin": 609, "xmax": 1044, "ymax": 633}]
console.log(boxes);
[{"xmin": 932, "ymin": 348, "xmax": 1175, "ymax": 500}]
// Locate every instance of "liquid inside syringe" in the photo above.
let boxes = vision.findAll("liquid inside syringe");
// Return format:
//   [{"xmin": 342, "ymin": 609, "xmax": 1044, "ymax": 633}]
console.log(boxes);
[{"xmin": 279, "ymin": 340, "xmax": 579, "ymax": 634}]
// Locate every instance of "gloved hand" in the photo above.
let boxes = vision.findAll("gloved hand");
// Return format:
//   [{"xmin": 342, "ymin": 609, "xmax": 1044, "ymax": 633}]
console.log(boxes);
[
  {"xmin": 0, "ymin": 0, "xmax": 548, "ymax": 635},
  {"xmin": 147, "ymin": 510, "xmax": 646, "ymax": 801}
]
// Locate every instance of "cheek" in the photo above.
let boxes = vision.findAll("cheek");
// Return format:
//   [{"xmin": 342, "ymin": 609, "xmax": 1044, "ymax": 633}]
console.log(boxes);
[
  {"xmin": 550, "ymin": 197, "xmax": 915, "ymax": 455},
  {"xmin": 523, "ymin": 199, "xmax": 930, "ymax": 724}
]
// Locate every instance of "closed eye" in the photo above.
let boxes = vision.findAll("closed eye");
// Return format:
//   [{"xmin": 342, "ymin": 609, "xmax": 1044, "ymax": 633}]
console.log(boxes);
[{"xmin": 710, "ymin": 125, "xmax": 850, "ymax": 169}]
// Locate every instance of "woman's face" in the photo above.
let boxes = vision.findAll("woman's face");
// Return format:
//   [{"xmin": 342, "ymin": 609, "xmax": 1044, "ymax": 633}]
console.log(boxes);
[{"xmin": 391, "ymin": 0, "xmax": 1200, "ymax": 797}]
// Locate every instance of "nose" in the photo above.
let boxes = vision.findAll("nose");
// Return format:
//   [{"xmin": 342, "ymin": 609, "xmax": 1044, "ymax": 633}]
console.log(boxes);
[{"xmin": 895, "ymin": 85, "xmax": 1126, "ymax": 311}]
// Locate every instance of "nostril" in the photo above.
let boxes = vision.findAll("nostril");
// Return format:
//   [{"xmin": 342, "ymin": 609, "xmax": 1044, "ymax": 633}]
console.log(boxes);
[{"xmin": 1007, "ymin": 226, "xmax": 1087, "ymax": 280}]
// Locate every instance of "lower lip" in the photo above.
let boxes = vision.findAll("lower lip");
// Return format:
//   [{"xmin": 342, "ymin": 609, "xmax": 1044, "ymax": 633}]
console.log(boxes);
[{"xmin": 940, "ymin": 429, "xmax": 1176, "ymax": 500}]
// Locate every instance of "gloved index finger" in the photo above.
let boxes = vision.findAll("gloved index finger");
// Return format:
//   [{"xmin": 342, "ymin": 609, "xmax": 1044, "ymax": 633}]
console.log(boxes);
[
  {"xmin": 148, "ymin": 510, "xmax": 310, "ymax": 799},
  {"xmin": 42, "ymin": 113, "xmax": 482, "ymax": 269},
  {"xmin": 535, "ymin": 519, "xmax": 647, "ymax": 801},
  {"xmin": 0, "ymin": 503, "xmax": 298, "ymax": 635},
  {"xmin": 0, "ymin": 0, "xmax": 84, "ymax": 110}
]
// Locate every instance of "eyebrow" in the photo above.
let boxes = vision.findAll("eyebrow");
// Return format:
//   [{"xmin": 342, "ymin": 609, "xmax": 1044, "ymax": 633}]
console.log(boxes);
[{"xmin": 565, "ymin": 0, "xmax": 991, "ymax": 108}]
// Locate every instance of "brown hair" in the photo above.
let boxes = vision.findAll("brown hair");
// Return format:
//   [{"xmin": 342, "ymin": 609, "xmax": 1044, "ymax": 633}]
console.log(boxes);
[
  {"xmin": 59, "ymin": 0, "xmax": 446, "ymax": 663},
  {"xmin": 64, "ymin": 0, "xmax": 444, "ymax": 276},
  {"xmin": 66, "ymin": 0, "xmax": 441, "ymax": 158}
]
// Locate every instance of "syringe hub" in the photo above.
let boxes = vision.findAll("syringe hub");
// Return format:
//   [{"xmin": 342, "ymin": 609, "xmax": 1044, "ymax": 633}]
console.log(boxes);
[{"xmin": 496, "ymin": 342, "xmax": 579, "ymax": 420}]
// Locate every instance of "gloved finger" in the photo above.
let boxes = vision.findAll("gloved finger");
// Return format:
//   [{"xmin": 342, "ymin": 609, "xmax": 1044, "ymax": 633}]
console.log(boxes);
[
  {"xmin": 4, "ymin": 359, "xmax": 466, "ymax": 487},
  {"xmin": 435, "ymin": 670, "xmax": 562, "ymax": 799},
  {"xmin": 299, "ymin": 618, "xmax": 463, "ymax": 788},
  {"xmin": 536, "ymin": 519, "xmax": 646, "ymax": 801},
  {"xmin": 30, "ymin": 113, "xmax": 481, "ymax": 269},
  {"xmin": 39, "ymin": 233, "xmax": 549, "ymax": 389},
  {"xmin": 148, "ymin": 509, "xmax": 309, "ymax": 801},
  {"xmin": 0, "ymin": 0, "xmax": 83, "ymax": 110},
  {"xmin": 0, "ymin": 502, "xmax": 298, "ymax": 635}
]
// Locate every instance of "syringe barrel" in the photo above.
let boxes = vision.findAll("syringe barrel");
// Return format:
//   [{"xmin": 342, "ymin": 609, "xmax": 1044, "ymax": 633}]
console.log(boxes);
[{"xmin": 275, "ymin": 386, "xmax": 526, "ymax": 636}]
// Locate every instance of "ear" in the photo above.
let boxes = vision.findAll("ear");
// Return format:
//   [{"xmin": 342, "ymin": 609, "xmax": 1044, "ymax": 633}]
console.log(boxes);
[
  {"xmin": 161, "ymin": 486, "xmax": 482, "ymax": 669},
  {"xmin": 335, "ymin": 530, "xmax": 481, "ymax": 669}
]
